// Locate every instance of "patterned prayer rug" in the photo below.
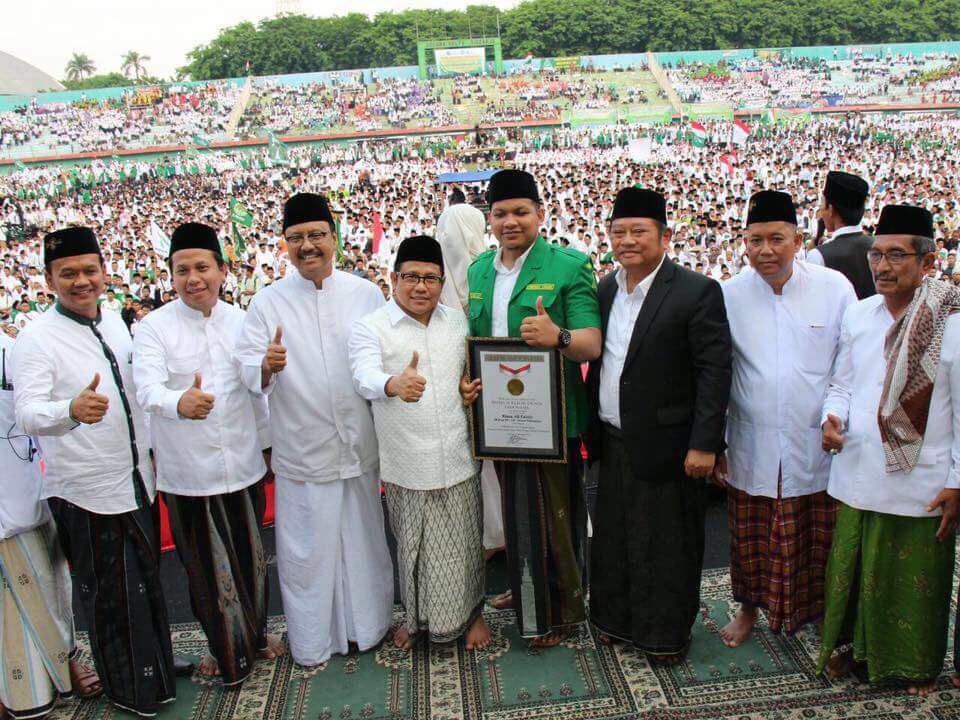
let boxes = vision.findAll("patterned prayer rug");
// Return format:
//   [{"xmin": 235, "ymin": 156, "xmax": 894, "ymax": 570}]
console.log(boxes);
[{"xmin": 47, "ymin": 568, "xmax": 960, "ymax": 719}]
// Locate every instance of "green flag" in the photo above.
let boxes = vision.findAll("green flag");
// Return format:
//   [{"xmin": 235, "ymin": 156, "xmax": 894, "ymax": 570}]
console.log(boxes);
[
  {"xmin": 185, "ymin": 146, "xmax": 201, "ymax": 159},
  {"xmin": 230, "ymin": 198, "xmax": 254, "ymax": 228},
  {"xmin": 14, "ymin": 162, "xmax": 26, "ymax": 172},
  {"xmin": 335, "ymin": 218, "xmax": 344, "ymax": 264},
  {"xmin": 192, "ymin": 134, "xmax": 211, "ymax": 148},
  {"xmin": 266, "ymin": 130, "xmax": 289, "ymax": 166},
  {"xmin": 232, "ymin": 223, "xmax": 246, "ymax": 254}
]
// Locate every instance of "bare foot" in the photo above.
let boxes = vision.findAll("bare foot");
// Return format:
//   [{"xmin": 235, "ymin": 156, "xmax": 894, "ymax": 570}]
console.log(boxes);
[
  {"xmin": 393, "ymin": 626, "xmax": 416, "ymax": 652},
  {"xmin": 258, "ymin": 634, "xmax": 286, "ymax": 660},
  {"xmin": 198, "ymin": 654, "xmax": 221, "ymax": 677},
  {"xmin": 69, "ymin": 658, "xmax": 103, "ymax": 699},
  {"xmin": 529, "ymin": 627, "xmax": 572, "ymax": 649},
  {"xmin": 953, "ymin": 673, "xmax": 960, "ymax": 689},
  {"xmin": 465, "ymin": 616, "xmax": 492, "ymax": 650},
  {"xmin": 489, "ymin": 590, "xmax": 513, "ymax": 610},
  {"xmin": 826, "ymin": 649, "xmax": 861, "ymax": 679},
  {"xmin": 907, "ymin": 678, "xmax": 938, "ymax": 697},
  {"xmin": 484, "ymin": 547, "xmax": 504, "ymax": 562},
  {"xmin": 648, "ymin": 651, "xmax": 687, "ymax": 667},
  {"xmin": 596, "ymin": 633, "xmax": 613, "ymax": 646},
  {"xmin": 719, "ymin": 606, "xmax": 756, "ymax": 648}
]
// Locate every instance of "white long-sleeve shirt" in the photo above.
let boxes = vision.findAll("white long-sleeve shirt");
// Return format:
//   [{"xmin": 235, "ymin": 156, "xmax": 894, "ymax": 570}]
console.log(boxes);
[
  {"xmin": 0, "ymin": 334, "xmax": 47, "ymax": 539},
  {"xmin": 234, "ymin": 268, "xmax": 384, "ymax": 483},
  {"xmin": 13, "ymin": 305, "xmax": 155, "ymax": 515},
  {"xmin": 598, "ymin": 257, "xmax": 665, "ymax": 429},
  {"xmin": 132, "ymin": 299, "xmax": 269, "ymax": 497},
  {"xmin": 348, "ymin": 300, "xmax": 477, "ymax": 491},
  {"xmin": 722, "ymin": 262, "xmax": 856, "ymax": 498},
  {"xmin": 822, "ymin": 294, "xmax": 960, "ymax": 516}
]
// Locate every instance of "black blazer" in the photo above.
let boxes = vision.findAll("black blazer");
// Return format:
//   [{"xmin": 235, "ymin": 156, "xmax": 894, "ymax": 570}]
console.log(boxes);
[{"xmin": 585, "ymin": 260, "xmax": 732, "ymax": 474}]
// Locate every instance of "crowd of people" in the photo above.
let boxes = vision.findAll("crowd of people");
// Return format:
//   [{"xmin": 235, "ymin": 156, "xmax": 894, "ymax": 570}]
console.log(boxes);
[
  {"xmin": 666, "ymin": 50, "xmax": 958, "ymax": 108},
  {"xmin": 3, "ymin": 143, "xmax": 960, "ymax": 719},
  {"xmin": 4, "ymin": 48, "xmax": 959, "ymax": 161},
  {"xmin": 2, "ymin": 111, "xmax": 960, "ymax": 336},
  {"xmin": 0, "ymin": 82, "xmax": 240, "ymax": 156}
]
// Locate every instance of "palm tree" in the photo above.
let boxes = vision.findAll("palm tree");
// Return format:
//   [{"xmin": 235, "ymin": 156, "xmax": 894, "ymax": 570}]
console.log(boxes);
[
  {"xmin": 65, "ymin": 53, "xmax": 96, "ymax": 82},
  {"xmin": 121, "ymin": 51, "xmax": 151, "ymax": 82}
]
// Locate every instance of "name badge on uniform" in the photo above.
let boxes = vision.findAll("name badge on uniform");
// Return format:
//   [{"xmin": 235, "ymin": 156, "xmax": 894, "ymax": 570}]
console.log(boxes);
[
  {"xmin": 469, "ymin": 292, "xmax": 483, "ymax": 300},
  {"xmin": 525, "ymin": 283, "xmax": 555, "ymax": 291}
]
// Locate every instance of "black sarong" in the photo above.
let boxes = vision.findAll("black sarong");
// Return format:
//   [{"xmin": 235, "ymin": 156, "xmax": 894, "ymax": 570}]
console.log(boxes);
[
  {"xmin": 495, "ymin": 438, "xmax": 587, "ymax": 638},
  {"xmin": 165, "ymin": 481, "xmax": 269, "ymax": 685},
  {"xmin": 49, "ymin": 498, "xmax": 175, "ymax": 717},
  {"xmin": 590, "ymin": 425, "xmax": 706, "ymax": 655}
]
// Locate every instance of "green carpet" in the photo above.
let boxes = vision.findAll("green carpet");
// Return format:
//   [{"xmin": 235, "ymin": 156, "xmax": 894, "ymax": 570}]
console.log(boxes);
[{"xmin": 48, "ymin": 568, "xmax": 960, "ymax": 719}]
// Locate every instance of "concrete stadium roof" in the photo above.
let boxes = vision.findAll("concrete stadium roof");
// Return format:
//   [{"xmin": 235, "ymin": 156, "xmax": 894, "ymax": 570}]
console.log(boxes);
[{"xmin": 0, "ymin": 50, "xmax": 64, "ymax": 95}]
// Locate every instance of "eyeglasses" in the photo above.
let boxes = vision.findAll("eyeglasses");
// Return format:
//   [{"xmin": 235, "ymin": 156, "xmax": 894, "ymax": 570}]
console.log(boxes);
[
  {"xmin": 285, "ymin": 231, "xmax": 329, "ymax": 246},
  {"xmin": 398, "ymin": 272, "xmax": 443, "ymax": 288},
  {"xmin": 866, "ymin": 250, "xmax": 920, "ymax": 265}
]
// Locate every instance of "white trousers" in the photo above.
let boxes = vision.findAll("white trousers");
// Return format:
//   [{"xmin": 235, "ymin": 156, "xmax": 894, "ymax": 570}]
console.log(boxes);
[
  {"xmin": 275, "ymin": 472, "xmax": 394, "ymax": 666},
  {"xmin": 481, "ymin": 461, "xmax": 505, "ymax": 551}
]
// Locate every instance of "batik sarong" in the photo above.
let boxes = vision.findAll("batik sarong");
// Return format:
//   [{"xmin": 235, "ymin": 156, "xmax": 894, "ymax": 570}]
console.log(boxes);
[
  {"xmin": 384, "ymin": 475, "xmax": 484, "ymax": 643},
  {"xmin": 49, "ymin": 498, "xmax": 175, "ymax": 717},
  {"xmin": 0, "ymin": 521, "xmax": 73, "ymax": 719},
  {"xmin": 817, "ymin": 502, "xmax": 954, "ymax": 682},
  {"xmin": 495, "ymin": 438, "xmax": 587, "ymax": 639},
  {"xmin": 165, "ymin": 481, "xmax": 268, "ymax": 685}
]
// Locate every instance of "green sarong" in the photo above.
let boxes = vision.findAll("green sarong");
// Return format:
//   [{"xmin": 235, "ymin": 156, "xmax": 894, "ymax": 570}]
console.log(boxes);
[{"xmin": 816, "ymin": 503, "xmax": 955, "ymax": 682}]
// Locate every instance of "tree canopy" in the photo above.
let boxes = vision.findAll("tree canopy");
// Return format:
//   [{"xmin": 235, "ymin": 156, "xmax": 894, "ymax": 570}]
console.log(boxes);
[{"xmin": 180, "ymin": 0, "xmax": 960, "ymax": 80}]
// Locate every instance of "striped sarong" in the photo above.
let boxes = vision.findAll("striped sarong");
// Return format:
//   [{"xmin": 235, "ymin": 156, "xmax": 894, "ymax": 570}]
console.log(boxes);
[{"xmin": 0, "ymin": 521, "xmax": 73, "ymax": 719}]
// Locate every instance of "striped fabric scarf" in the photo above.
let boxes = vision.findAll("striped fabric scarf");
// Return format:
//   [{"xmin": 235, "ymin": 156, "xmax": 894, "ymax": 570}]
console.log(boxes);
[{"xmin": 878, "ymin": 277, "xmax": 960, "ymax": 473}]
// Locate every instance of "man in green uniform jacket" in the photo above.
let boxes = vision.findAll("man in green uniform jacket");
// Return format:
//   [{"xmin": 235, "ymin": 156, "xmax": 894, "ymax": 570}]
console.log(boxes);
[{"xmin": 461, "ymin": 169, "xmax": 601, "ymax": 646}]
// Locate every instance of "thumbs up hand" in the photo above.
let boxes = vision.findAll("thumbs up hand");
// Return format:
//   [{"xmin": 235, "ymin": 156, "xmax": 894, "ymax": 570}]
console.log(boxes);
[
  {"xmin": 70, "ymin": 372, "xmax": 110, "ymax": 424},
  {"xmin": 520, "ymin": 295, "xmax": 561, "ymax": 349},
  {"xmin": 386, "ymin": 351, "xmax": 427, "ymax": 403},
  {"xmin": 177, "ymin": 372, "xmax": 216, "ymax": 420},
  {"xmin": 262, "ymin": 326, "xmax": 287, "ymax": 374}
]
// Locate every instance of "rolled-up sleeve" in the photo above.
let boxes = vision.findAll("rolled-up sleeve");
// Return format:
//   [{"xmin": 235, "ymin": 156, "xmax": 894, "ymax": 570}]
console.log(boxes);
[{"xmin": 348, "ymin": 319, "xmax": 390, "ymax": 401}]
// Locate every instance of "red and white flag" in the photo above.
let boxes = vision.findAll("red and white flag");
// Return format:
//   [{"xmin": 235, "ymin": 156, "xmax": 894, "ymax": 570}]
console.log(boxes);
[
  {"xmin": 371, "ymin": 210, "xmax": 383, "ymax": 256},
  {"xmin": 732, "ymin": 119, "xmax": 751, "ymax": 146},
  {"xmin": 719, "ymin": 151, "xmax": 739, "ymax": 176}
]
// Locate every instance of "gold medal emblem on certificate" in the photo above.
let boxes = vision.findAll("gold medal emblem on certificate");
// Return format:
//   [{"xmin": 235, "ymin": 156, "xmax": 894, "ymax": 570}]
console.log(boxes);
[{"xmin": 507, "ymin": 378, "xmax": 524, "ymax": 396}]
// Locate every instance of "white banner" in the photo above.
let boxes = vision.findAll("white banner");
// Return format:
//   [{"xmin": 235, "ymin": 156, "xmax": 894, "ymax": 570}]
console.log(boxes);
[
  {"xmin": 628, "ymin": 137, "xmax": 653, "ymax": 162},
  {"xmin": 436, "ymin": 47, "xmax": 485, "ymax": 76},
  {"xmin": 148, "ymin": 220, "xmax": 170, "ymax": 257}
]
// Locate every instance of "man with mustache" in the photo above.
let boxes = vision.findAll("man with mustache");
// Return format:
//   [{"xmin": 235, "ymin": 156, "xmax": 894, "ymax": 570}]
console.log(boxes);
[
  {"xmin": 235, "ymin": 193, "xmax": 393, "ymax": 668},
  {"xmin": 817, "ymin": 205, "xmax": 960, "ymax": 697}
]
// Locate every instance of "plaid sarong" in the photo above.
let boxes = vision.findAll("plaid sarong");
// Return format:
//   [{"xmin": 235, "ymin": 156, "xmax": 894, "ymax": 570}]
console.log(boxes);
[
  {"xmin": 727, "ymin": 484, "xmax": 836, "ymax": 634},
  {"xmin": 879, "ymin": 277, "xmax": 960, "ymax": 473}
]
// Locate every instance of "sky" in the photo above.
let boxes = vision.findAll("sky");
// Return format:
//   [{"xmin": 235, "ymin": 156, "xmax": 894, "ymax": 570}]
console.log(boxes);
[{"xmin": 3, "ymin": 0, "xmax": 519, "ymax": 82}]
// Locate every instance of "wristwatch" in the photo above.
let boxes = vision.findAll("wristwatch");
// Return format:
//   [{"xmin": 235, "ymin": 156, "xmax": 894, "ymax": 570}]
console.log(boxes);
[{"xmin": 557, "ymin": 327, "xmax": 572, "ymax": 349}]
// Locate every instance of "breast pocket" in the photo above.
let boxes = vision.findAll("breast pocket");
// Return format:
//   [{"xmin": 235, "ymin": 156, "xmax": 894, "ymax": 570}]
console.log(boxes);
[
  {"xmin": 798, "ymin": 323, "xmax": 834, "ymax": 375},
  {"xmin": 165, "ymin": 354, "xmax": 201, "ymax": 390},
  {"xmin": 518, "ymin": 290, "xmax": 561, "ymax": 325}
]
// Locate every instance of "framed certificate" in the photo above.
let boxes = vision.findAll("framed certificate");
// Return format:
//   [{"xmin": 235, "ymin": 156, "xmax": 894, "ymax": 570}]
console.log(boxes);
[{"xmin": 466, "ymin": 337, "xmax": 567, "ymax": 463}]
